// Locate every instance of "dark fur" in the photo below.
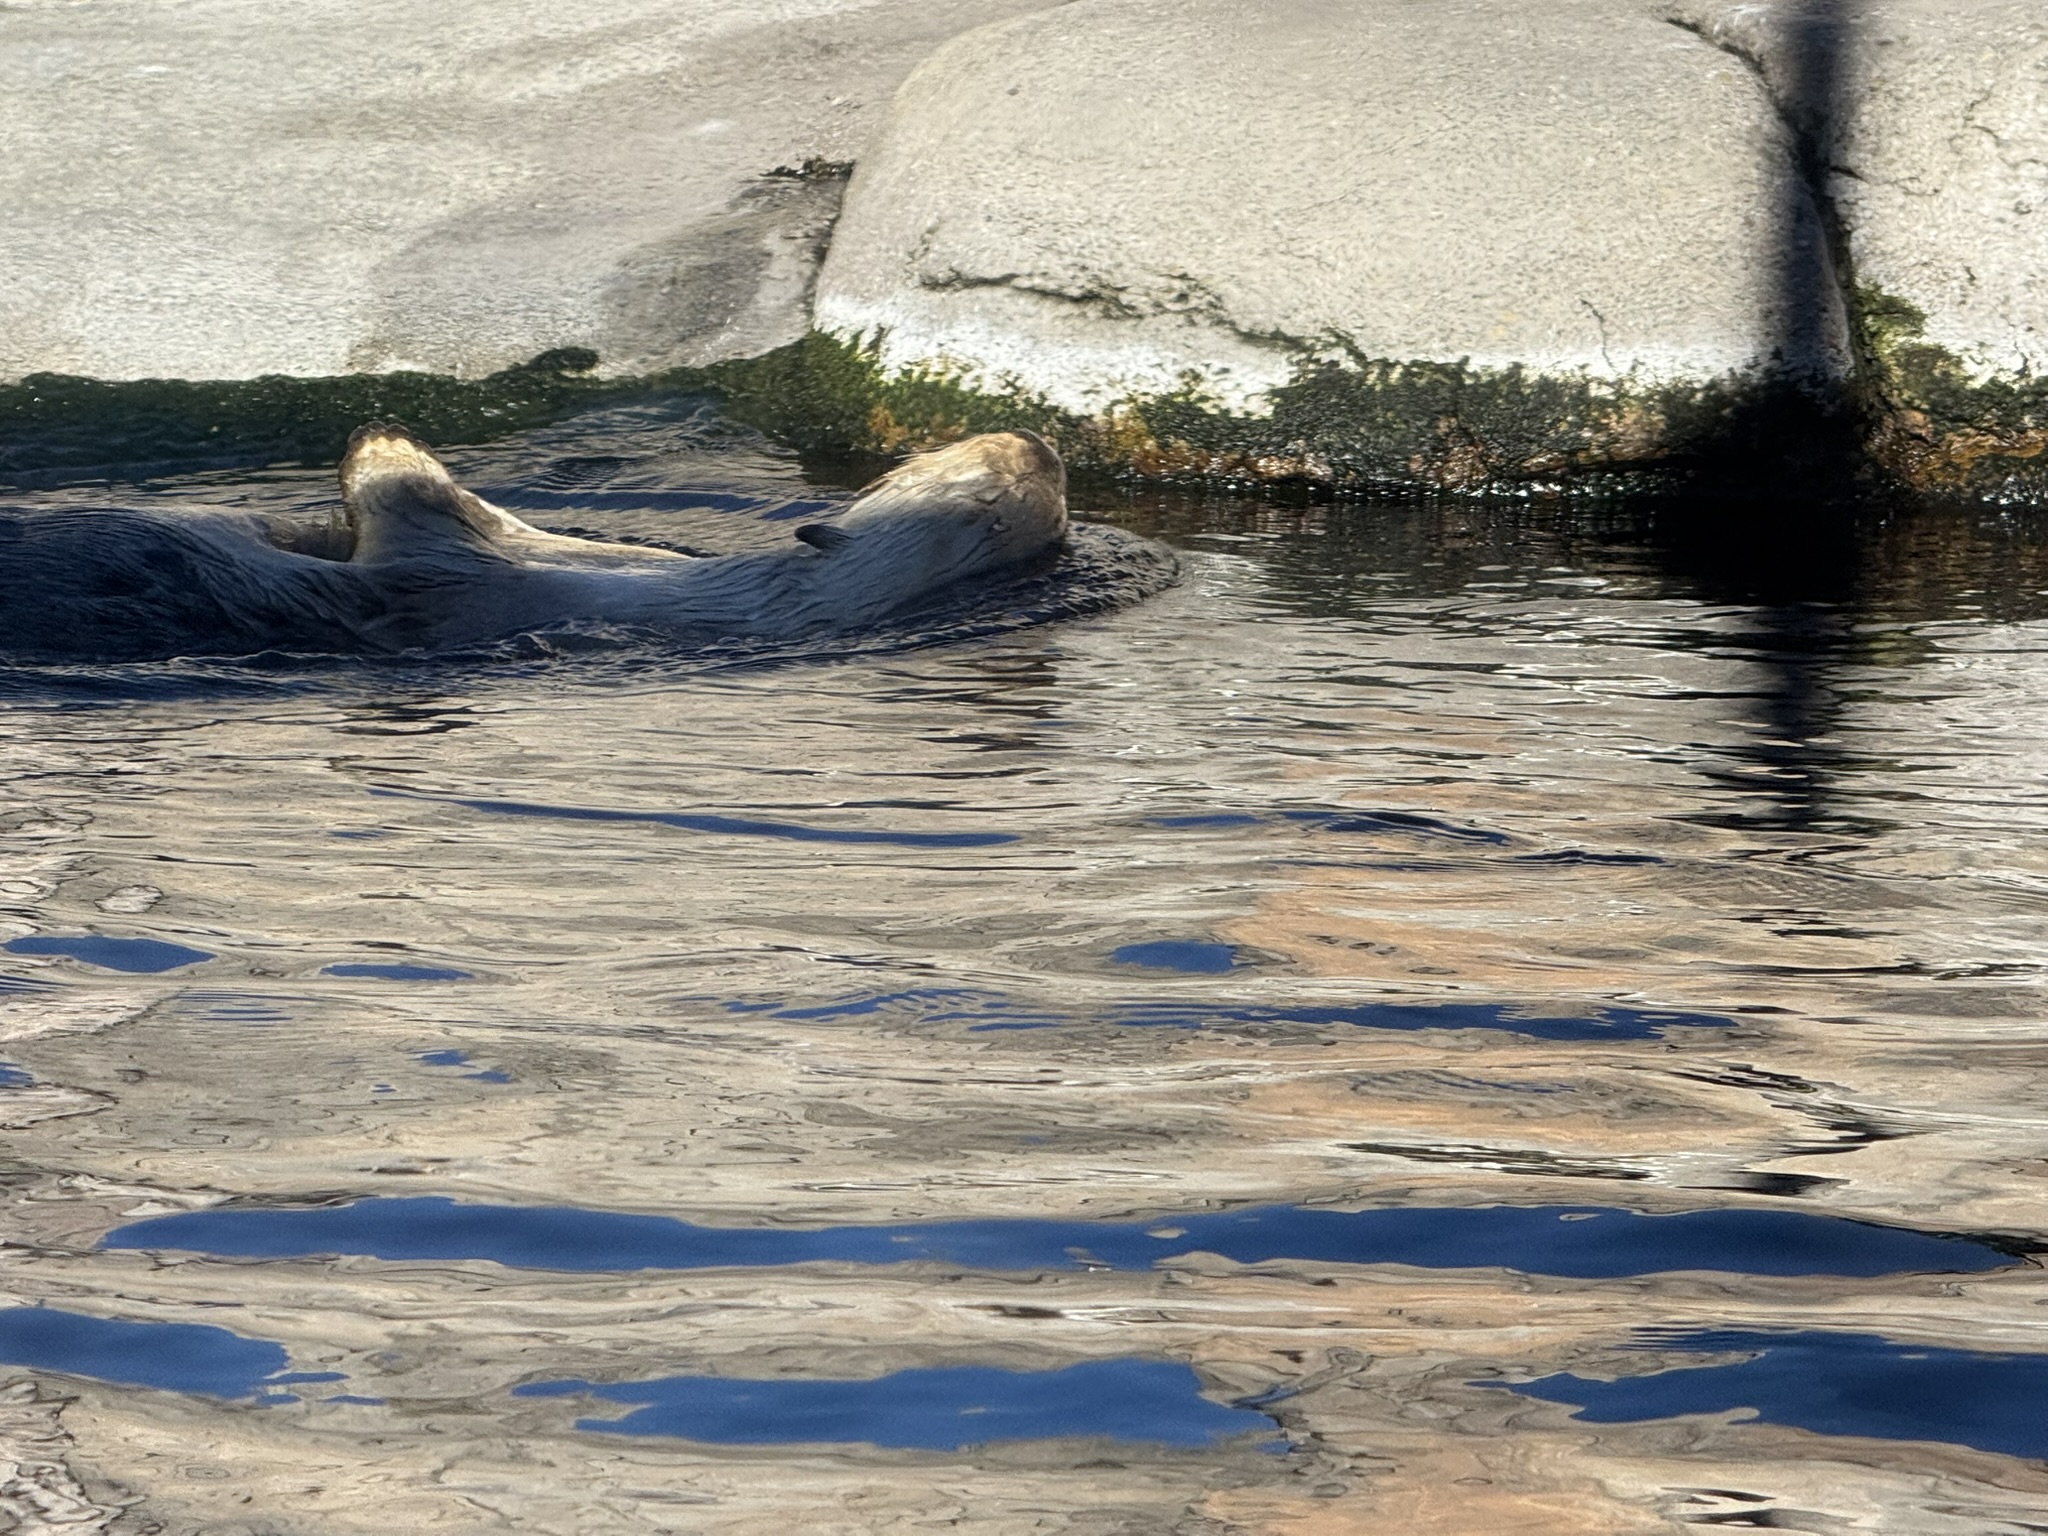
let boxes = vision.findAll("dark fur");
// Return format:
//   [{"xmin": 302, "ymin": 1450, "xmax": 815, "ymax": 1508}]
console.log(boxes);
[
  {"xmin": 0, "ymin": 509, "xmax": 382, "ymax": 660},
  {"xmin": 0, "ymin": 427, "xmax": 1070, "ymax": 663}
]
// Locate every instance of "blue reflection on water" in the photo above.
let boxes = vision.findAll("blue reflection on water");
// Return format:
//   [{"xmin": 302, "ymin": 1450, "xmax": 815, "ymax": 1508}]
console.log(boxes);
[
  {"xmin": 0, "ymin": 1062, "xmax": 29, "ymax": 1088},
  {"xmin": 104, "ymin": 1198, "xmax": 2008, "ymax": 1279},
  {"xmin": 4, "ymin": 934, "xmax": 212, "ymax": 972},
  {"xmin": 737, "ymin": 984, "xmax": 1730, "ymax": 1041},
  {"xmin": 1112, "ymin": 941, "xmax": 1240, "ymax": 973},
  {"xmin": 1090, "ymin": 998, "xmax": 1728, "ymax": 1040},
  {"xmin": 325, "ymin": 963, "xmax": 471, "ymax": 982},
  {"xmin": 417, "ymin": 1048, "xmax": 511, "ymax": 1083},
  {"xmin": 0, "ymin": 1305, "xmax": 332, "ymax": 1401},
  {"xmin": 515, "ymin": 1359, "xmax": 1276, "ymax": 1449},
  {"xmin": 391, "ymin": 790, "xmax": 1016, "ymax": 850},
  {"xmin": 1482, "ymin": 1328, "xmax": 2048, "ymax": 1461}
]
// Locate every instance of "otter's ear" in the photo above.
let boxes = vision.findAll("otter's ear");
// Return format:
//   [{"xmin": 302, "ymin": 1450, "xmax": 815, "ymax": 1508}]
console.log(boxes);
[{"xmin": 795, "ymin": 523, "xmax": 854, "ymax": 553}]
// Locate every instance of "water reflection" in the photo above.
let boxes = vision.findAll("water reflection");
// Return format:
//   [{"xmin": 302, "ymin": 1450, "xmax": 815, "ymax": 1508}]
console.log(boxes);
[
  {"xmin": 0, "ymin": 1307, "xmax": 324, "ymax": 1403},
  {"xmin": 1112, "ymin": 940, "xmax": 1243, "ymax": 972},
  {"xmin": 106, "ymin": 1195, "xmax": 2012, "ymax": 1278},
  {"xmin": 324, "ymin": 962, "xmax": 471, "ymax": 982},
  {"xmin": 733, "ymin": 986, "xmax": 1735, "ymax": 1042},
  {"xmin": 4, "ymin": 934, "xmax": 212, "ymax": 972},
  {"xmin": 516, "ymin": 1359, "xmax": 1280, "ymax": 1450},
  {"xmin": 1489, "ymin": 1326, "xmax": 2048, "ymax": 1463},
  {"xmin": 3, "ymin": 403, "xmax": 2048, "ymax": 1528},
  {"xmin": 419, "ymin": 789, "xmax": 1020, "ymax": 849}
]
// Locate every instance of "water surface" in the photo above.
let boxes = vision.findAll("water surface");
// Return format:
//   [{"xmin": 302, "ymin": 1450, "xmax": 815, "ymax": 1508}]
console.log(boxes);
[{"xmin": 3, "ymin": 396, "xmax": 2048, "ymax": 1530}]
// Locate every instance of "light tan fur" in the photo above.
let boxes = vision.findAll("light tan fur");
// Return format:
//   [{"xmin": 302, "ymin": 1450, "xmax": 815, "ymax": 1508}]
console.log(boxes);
[{"xmin": 334, "ymin": 423, "xmax": 1069, "ymax": 650}]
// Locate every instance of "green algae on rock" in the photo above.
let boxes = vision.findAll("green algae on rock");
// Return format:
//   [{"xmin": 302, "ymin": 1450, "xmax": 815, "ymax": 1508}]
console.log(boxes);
[
  {"xmin": 0, "ymin": 350, "xmax": 647, "ymax": 482},
  {"xmin": 712, "ymin": 331, "xmax": 1840, "ymax": 495},
  {"xmin": 706, "ymin": 331, "xmax": 1072, "ymax": 464},
  {"xmin": 1855, "ymin": 288, "xmax": 2048, "ymax": 505}
]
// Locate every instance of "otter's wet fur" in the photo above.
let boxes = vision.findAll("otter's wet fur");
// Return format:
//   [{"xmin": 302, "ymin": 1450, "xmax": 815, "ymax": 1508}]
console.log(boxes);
[{"xmin": 0, "ymin": 426, "xmax": 1071, "ymax": 662}]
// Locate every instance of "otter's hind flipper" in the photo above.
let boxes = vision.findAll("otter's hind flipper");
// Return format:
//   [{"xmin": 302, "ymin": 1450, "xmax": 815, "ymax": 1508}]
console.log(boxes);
[
  {"xmin": 340, "ymin": 422, "xmax": 696, "ymax": 570},
  {"xmin": 340, "ymin": 422, "xmax": 526, "ymax": 566}
]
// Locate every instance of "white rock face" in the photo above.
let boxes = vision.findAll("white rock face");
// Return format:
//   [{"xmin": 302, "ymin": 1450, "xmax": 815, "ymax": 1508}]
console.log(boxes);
[
  {"xmin": 815, "ymin": 0, "xmax": 1850, "ymax": 417},
  {"xmin": 1674, "ymin": 0, "xmax": 2048, "ymax": 390},
  {"xmin": 0, "ymin": 0, "xmax": 1059, "ymax": 383}
]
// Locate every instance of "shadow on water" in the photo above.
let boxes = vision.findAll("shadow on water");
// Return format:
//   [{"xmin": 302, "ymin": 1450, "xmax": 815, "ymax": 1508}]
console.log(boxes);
[
  {"xmin": 1648, "ymin": 507, "xmax": 1862, "ymax": 836},
  {"xmin": 1652, "ymin": 0, "xmax": 1864, "ymax": 834}
]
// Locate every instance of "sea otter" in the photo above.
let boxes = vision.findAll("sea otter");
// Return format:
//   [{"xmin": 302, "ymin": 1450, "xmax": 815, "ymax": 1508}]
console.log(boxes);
[{"xmin": 0, "ymin": 425, "xmax": 1071, "ymax": 661}]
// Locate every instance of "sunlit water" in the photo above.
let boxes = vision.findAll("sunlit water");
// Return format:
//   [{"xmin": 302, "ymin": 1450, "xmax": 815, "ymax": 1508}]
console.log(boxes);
[{"xmin": 1, "ymin": 398, "xmax": 2047, "ymax": 1532}]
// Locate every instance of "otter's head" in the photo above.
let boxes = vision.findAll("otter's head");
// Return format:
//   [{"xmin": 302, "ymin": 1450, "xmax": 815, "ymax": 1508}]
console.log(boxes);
[
  {"xmin": 824, "ymin": 430, "xmax": 1068, "ymax": 582},
  {"xmin": 955, "ymin": 428, "xmax": 1068, "ymax": 565}
]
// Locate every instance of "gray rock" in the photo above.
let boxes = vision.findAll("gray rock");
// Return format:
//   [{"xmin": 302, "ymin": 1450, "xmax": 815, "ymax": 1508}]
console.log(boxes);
[
  {"xmin": 0, "ymin": 0, "xmax": 1058, "ymax": 383},
  {"xmin": 813, "ymin": 0, "xmax": 1849, "ymax": 485},
  {"xmin": 1671, "ymin": 0, "xmax": 2048, "ymax": 499}
]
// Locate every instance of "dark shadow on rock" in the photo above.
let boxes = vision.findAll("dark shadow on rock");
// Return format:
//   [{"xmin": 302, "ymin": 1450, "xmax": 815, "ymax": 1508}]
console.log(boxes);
[{"xmin": 1647, "ymin": 0, "xmax": 1867, "ymax": 833}]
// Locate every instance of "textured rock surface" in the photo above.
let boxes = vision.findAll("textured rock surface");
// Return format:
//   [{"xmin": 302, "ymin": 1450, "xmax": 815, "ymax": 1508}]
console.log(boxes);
[
  {"xmin": 812, "ymin": 0, "xmax": 1849, "ymax": 485},
  {"xmin": 0, "ymin": 0, "xmax": 1057, "ymax": 383},
  {"xmin": 1673, "ymin": 0, "xmax": 2048, "ymax": 500}
]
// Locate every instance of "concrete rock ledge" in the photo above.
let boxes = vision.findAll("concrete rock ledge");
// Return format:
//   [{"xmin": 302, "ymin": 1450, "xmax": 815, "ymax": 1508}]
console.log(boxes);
[
  {"xmin": 1675, "ymin": 0, "xmax": 2048, "ymax": 502},
  {"xmin": 0, "ymin": 0, "xmax": 1059, "ymax": 383},
  {"xmin": 5, "ymin": 0, "xmax": 2043, "ymax": 502},
  {"xmin": 804, "ymin": 0, "xmax": 2047, "ymax": 501},
  {"xmin": 812, "ymin": 0, "xmax": 1850, "ymax": 494}
]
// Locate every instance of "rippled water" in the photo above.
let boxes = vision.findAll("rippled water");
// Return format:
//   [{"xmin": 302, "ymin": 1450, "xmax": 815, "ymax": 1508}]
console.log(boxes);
[{"xmin": 3, "ymin": 398, "xmax": 2048, "ymax": 1531}]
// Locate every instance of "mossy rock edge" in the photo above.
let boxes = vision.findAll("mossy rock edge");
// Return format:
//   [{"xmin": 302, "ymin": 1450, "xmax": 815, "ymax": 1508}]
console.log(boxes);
[
  {"xmin": 0, "ymin": 350, "xmax": 659, "ymax": 482},
  {"xmin": 709, "ymin": 332, "xmax": 1853, "ymax": 499},
  {"xmin": 6, "ymin": 322, "xmax": 2039, "ymax": 506},
  {"xmin": 1854, "ymin": 286, "xmax": 2048, "ymax": 506}
]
